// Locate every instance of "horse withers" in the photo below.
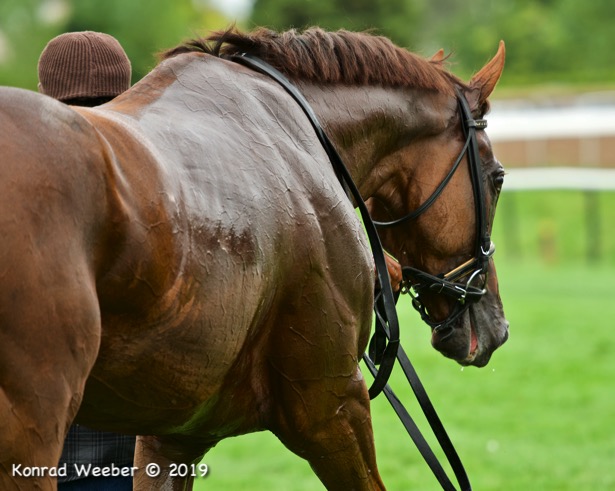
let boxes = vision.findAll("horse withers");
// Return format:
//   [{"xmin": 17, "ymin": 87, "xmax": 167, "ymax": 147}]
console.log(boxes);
[{"xmin": 0, "ymin": 27, "xmax": 507, "ymax": 490}]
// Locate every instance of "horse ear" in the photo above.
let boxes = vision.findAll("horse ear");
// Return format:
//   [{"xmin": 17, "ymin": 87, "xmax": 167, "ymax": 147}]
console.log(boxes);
[
  {"xmin": 431, "ymin": 49, "xmax": 445, "ymax": 63},
  {"xmin": 466, "ymin": 41, "xmax": 505, "ymax": 112}
]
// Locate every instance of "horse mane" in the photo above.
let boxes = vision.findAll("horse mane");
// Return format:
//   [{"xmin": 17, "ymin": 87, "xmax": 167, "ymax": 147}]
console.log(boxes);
[{"xmin": 161, "ymin": 27, "xmax": 461, "ymax": 94}]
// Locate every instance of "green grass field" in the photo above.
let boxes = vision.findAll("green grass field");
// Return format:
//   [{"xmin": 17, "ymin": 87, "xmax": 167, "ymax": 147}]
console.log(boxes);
[{"xmin": 194, "ymin": 190, "xmax": 615, "ymax": 490}]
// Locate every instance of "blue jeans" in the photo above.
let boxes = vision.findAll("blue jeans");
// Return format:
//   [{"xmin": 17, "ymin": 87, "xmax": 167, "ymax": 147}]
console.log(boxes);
[{"xmin": 58, "ymin": 476, "xmax": 132, "ymax": 491}]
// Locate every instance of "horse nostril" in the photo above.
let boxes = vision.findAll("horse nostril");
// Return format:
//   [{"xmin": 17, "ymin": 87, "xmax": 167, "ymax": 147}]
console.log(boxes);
[{"xmin": 434, "ymin": 324, "xmax": 454, "ymax": 341}]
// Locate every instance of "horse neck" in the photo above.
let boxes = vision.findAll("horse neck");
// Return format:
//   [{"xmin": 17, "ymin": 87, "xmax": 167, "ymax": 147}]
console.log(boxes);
[{"xmin": 300, "ymin": 83, "xmax": 450, "ymax": 199}]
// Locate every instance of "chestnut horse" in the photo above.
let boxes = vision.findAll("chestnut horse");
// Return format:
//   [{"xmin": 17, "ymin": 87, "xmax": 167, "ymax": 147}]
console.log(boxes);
[{"xmin": 0, "ymin": 27, "xmax": 507, "ymax": 490}]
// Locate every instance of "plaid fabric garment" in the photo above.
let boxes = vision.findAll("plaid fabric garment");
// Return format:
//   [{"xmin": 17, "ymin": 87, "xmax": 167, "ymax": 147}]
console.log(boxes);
[{"xmin": 58, "ymin": 425, "xmax": 136, "ymax": 483}]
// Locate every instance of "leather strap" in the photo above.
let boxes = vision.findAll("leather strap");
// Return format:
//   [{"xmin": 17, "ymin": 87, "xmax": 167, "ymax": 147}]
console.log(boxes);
[
  {"xmin": 231, "ymin": 53, "xmax": 400, "ymax": 399},
  {"xmin": 230, "ymin": 52, "xmax": 471, "ymax": 491}
]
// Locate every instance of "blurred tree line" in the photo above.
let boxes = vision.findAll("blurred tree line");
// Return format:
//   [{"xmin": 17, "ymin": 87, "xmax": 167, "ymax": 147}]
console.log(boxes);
[
  {"xmin": 251, "ymin": 0, "xmax": 615, "ymax": 86},
  {"xmin": 2, "ymin": 0, "xmax": 615, "ymax": 91}
]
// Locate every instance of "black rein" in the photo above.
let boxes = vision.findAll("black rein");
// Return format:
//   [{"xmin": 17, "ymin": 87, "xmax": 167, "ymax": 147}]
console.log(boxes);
[{"xmin": 231, "ymin": 53, "xmax": 473, "ymax": 491}]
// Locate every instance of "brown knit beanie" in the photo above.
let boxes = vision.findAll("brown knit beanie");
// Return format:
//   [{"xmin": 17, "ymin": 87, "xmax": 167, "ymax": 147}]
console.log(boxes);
[{"xmin": 38, "ymin": 31, "xmax": 131, "ymax": 102}]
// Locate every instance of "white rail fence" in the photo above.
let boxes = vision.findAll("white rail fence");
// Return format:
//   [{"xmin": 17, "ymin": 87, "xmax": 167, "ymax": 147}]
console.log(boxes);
[
  {"xmin": 500, "ymin": 167, "xmax": 615, "ymax": 262},
  {"xmin": 487, "ymin": 97, "xmax": 615, "ymax": 261},
  {"xmin": 503, "ymin": 167, "xmax": 615, "ymax": 191}
]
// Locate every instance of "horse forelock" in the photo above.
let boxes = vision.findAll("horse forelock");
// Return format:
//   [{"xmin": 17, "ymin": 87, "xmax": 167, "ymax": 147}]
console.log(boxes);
[{"xmin": 161, "ymin": 27, "xmax": 461, "ymax": 94}]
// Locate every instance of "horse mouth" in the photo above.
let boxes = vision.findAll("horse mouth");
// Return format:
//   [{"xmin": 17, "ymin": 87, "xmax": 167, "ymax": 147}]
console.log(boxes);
[
  {"xmin": 459, "ymin": 310, "xmax": 491, "ymax": 367},
  {"xmin": 431, "ymin": 307, "xmax": 508, "ymax": 367},
  {"xmin": 464, "ymin": 324, "xmax": 479, "ymax": 364}
]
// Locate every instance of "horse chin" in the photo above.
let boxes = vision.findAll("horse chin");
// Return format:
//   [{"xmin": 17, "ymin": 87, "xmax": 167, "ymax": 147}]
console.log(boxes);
[{"xmin": 431, "ymin": 305, "xmax": 509, "ymax": 367}]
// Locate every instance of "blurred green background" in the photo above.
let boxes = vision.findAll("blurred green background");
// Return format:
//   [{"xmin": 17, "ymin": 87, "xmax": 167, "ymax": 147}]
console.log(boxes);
[
  {"xmin": 2, "ymin": 0, "xmax": 615, "ymax": 90},
  {"xmin": 2, "ymin": 1, "xmax": 614, "ymax": 489}
]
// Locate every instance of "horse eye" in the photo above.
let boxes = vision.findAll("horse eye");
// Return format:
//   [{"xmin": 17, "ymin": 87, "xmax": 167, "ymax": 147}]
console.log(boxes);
[{"xmin": 493, "ymin": 173, "xmax": 505, "ymax": 191}]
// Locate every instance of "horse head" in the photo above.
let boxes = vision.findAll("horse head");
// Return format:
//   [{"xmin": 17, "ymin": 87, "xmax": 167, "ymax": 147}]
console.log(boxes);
[{"xmin": 368, "ymin": 42, "xmax": 508, "ymax": 367}]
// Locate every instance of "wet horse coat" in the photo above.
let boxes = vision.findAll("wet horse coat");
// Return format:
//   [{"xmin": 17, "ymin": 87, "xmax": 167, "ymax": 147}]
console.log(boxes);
[{"xmin": 0, "ymin": 28, "xmax": 507, "ymax": 489}]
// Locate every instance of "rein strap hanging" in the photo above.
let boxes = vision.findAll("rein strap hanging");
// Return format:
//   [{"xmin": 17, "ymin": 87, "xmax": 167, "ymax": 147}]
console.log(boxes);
[{"xmin": 231, "ymin": 53, "xmax": 471, "ymax": 491}]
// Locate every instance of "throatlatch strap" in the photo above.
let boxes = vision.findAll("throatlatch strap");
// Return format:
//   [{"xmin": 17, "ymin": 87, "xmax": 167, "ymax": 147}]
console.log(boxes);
[{"xmin": 230, "ymin": 53, "xmax": 471, "ymax": 491}]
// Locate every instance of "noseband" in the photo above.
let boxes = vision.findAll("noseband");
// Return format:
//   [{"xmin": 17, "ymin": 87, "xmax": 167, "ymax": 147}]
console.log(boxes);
[{"xmin": 374, "ymin": 90, "xmax": 495, "ymax": 334}]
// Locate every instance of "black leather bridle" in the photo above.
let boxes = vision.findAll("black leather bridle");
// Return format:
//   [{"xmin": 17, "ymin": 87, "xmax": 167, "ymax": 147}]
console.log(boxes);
[
  {"xmin": 230, "ymin": 53, "xmax": 486, "ymax": 491},
  {"xmin": 373, "ymin": 90, "xmax": 496, "ymax": 337}
]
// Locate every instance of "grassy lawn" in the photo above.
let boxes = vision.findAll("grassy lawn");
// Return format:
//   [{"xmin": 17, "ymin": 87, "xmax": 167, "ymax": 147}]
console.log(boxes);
[{"xmin": 194, "ymin": 190, "xmax": 615, "ymax": 490}]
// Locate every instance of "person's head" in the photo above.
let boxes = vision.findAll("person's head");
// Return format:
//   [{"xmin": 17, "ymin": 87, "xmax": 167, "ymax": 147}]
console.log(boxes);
[{"xmin": 38, "ymin": 31, "xmax": 131, "ymax": 107}]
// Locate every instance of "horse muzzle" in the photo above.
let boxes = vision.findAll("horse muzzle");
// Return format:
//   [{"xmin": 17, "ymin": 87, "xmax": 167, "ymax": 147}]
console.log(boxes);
[
  {"xmin": 430, "ymin": 304, "xmax": 509, "ymax": 367},
  {"xmin": 401, "ymin": 246, "xmax": 509, "ymax": 367}
]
